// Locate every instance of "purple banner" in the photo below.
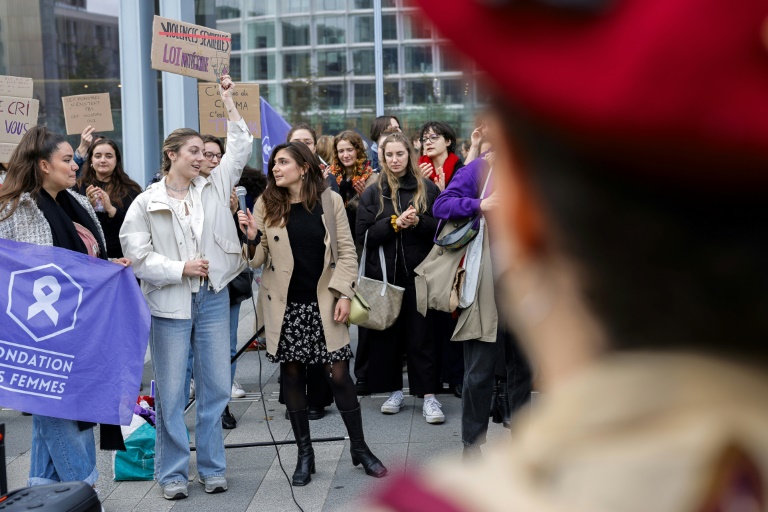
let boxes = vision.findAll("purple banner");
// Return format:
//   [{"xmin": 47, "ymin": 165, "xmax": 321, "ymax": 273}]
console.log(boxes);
[
  {"xmin": 259, "ymin": 97, "xmax": 291, "ymax": 171},
  {"xmin": 0, "ymin": 238, "xmax": 149, "ymax": 426}
]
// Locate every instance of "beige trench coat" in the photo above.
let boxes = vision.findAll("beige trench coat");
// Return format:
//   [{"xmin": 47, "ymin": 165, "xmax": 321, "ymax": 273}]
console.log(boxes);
[
  {"xmin": 248, "ymin": 189, "xmax": 358, "ymax": 356},
  {"xmin": 415, "ymin": 222, "xmax": 498, "ymax": 342}
]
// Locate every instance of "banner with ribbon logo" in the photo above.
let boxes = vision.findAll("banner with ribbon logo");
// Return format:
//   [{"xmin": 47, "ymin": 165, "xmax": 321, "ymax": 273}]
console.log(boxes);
[{"xmin": 0, "ymin": 238, "xmax": 150, "ymax": 426}]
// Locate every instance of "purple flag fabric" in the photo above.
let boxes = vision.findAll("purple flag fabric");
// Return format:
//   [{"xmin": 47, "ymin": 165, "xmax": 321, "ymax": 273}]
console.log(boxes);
[
  {"xmin": 259, "ymin": 97, "xmax": 291, "ymax": 171},
  {"xmin": 0, "ymin": 238, "xmax": 149, "ymax": 426}
]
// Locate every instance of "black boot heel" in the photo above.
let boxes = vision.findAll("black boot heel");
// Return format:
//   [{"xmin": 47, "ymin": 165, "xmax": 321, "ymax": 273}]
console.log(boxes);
[{"xmin": 340, "ymin": 406, "xmax": 388, "ymax": 478}]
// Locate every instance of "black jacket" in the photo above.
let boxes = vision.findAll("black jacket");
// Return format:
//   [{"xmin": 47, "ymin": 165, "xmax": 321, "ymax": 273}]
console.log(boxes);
[{"xmin": 356, "ymin": 173, "xmax": 440, "ymax": 284}]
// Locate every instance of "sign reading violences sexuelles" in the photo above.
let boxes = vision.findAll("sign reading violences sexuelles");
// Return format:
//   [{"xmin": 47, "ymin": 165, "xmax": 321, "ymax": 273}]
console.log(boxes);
[
  {"xmin": 198, "ymin": 83, "xmax": 261, "ymax": 138},
  {"xmin": 150, "ymin": 16, "xmax": 231, "ymax": 82}
]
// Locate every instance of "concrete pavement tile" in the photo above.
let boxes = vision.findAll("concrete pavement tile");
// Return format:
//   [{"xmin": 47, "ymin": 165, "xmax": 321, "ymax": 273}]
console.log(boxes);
[
  {"xmin": 322, "ymin": 442, "xmax": 408, "ymax": 512},
  {"xmin": 2, "ymin": 414, "xmax": 32, "ymax": 457},
  {"xmin": 104, "ymin": 480, "xmax": 154, "ymax": 500},
  {"xmin": 132, "ymin": 497, "xmax": 175, "ymax": 511},
  {"xmin": 100, "ymin": 498, "xmax": 139, "ymax": 512},
  {"xmin": 5, "ymin": 454, "xmax": 30, "ymax": 490},
  {"xmin": 245, "ymin": 443, "xmax": 344, "ymax": 512},
  {"xmin": 405, "ymin": 441, "xmax": 463, "ymax": 473}
]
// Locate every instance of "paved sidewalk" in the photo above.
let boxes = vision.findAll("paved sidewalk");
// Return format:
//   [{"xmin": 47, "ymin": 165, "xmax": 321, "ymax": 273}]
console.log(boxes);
[{"xmin": 1, "ymin": 301, "xmax": 513, "ymax": 511}]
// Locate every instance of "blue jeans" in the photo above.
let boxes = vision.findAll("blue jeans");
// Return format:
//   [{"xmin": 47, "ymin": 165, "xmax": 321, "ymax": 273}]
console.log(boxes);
[
  {"xmin": 149, "ymin": 285, "xmax": 230, "ymax": 486},
  {"xmin": 29, "ymin": 416, "xmax": 97, "ymax": 487}
]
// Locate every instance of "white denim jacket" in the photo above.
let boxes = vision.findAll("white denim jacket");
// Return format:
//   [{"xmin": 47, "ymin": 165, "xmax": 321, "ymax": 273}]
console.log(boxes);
[{"xmin": 120, "ymin": 118, "xmax": 253, "ymax": 319}]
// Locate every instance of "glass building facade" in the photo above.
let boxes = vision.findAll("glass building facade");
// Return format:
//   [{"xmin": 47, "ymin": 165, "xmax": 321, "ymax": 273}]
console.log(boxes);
[{"xmin": 197, "ymin": 0, "xmax": 482, "ymax": 140}]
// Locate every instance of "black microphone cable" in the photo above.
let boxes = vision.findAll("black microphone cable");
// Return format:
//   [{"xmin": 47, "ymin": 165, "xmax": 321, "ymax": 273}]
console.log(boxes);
[{"xmin": 242, "ymin": 217, "xmax": 306, "ymax": 512}]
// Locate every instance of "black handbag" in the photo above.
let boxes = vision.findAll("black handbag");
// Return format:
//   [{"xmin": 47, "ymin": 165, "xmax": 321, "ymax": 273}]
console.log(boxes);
[{"xmin": 228, "ymin": 269, "xmax": 253, "ymax": 305}]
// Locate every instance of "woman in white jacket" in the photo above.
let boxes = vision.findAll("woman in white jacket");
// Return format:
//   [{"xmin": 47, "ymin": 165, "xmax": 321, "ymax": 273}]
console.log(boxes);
[{"xmin": 120, "ymin": 76, "xmax": 252, "ymax": 501}]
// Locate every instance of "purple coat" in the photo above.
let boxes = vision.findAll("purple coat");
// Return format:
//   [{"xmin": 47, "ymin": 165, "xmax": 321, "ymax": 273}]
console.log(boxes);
[{"xmin": 432, "ymin": 156, "xmax": 491, "ymax": 221}]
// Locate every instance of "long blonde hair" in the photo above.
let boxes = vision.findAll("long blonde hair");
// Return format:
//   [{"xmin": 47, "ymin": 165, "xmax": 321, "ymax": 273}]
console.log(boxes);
[{"xmin": 377, "ymin": 132, "xmax": 428, "ymax": 218}]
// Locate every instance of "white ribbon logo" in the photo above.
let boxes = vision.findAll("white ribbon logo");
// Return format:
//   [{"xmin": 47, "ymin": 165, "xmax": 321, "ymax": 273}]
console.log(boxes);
[{"xmin": 26, "ymin": 275, "xmax": 61, "ymax": 325}]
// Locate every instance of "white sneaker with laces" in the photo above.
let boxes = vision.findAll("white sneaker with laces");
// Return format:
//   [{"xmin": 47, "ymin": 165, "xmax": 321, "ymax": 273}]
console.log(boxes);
[
  {"xmin": 231, "ymin": 380, "xmax": 246, "ymax": 398},
  {"xmin": 381, "ymin": 390, "xmax": 405, "ymax": 414},
  {"xmin": 423, "ymin": 396, "xmax": 445, "ymax": 424}
]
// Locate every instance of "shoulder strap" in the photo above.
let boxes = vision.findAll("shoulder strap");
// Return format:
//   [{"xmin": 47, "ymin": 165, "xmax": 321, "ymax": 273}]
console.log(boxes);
[{"xmin": 321, "ymin": 189, "xmax": 338, "ymax": 264}]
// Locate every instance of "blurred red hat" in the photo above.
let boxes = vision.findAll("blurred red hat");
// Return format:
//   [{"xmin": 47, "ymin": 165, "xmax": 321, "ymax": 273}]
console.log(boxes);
[{"xmin": 413, "ymin": 0, "xmax": 768, "ymax": 187}]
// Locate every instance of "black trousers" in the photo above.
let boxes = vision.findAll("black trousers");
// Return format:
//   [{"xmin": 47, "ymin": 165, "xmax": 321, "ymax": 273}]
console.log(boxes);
[
  {"xmin": 433, "ymin": 311, "xmax": 463, "ymax": 386},
  {"xmin": 462, "ymin": 323, "xmax": 531, "ymax": 446},
  {"xmin": 365, "ymin": 281, "xmax": 441, "ymax": 396}
]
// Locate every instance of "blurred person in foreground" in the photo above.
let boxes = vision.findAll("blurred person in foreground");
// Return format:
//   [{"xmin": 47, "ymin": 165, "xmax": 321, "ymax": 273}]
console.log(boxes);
[{"xmin": 368, "ymin": 1, "xmax": 768, "ymax": 511}]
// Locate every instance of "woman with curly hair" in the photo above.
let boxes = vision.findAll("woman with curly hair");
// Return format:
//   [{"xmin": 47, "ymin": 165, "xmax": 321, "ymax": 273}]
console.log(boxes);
[
  {"xmin": 74, "ymin": 139, "xmax": 142, "ymax": 259},
  {"xmin": 330, "ymin": 130, "xmax": 378, "ymax": 238}
]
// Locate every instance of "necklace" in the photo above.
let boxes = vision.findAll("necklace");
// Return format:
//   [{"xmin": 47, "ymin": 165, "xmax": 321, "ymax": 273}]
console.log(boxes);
[{"xmin": 165, "ymin": 183, "xmax": 190, "ymax": 193}]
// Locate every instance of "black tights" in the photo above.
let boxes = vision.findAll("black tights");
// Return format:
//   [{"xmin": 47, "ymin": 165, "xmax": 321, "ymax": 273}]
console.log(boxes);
[{"xmin": 282, "ymin": 359, "xmax": 359, "ymax": 412}]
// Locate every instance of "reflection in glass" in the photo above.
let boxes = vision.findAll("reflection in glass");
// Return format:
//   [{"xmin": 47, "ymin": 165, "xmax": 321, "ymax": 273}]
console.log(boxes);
[
  {"xmin": 352, "ymin": 49, "xmax": 375, "ymax": 75},
  {"xmin": 249, "ymin": 54, "xmax": 276, "ymax": 80},
  {"xmin": 247, "ymin": 0, "xmax": 277, "ymax": 16},
  {"xmin": 318, "ymin": 83, "xmax": 346, "ymax": 109},
  {"xmin": 318, "ymin": 50, "xmax": 347, "ymax": 77},
  {"xmin": 404, "ymin": 46, "xmax": 432, "ymax": 73},
  {"xmin": 283, "ymin": 18, "xmax": 310, "ymax": 46},
  {"xmin": 283, "ymin": 0, "xmax": 310, "ymax": 13},
  {"xmin": 351, "ymin": 15, "xmax": 373, "ymax": 43},
  {"xmin": 317, "ymin": 16, "xmax": 346, "ymax": 45},
  {"xmin": 284, "ymin": 53, "xmax": 311, "ymax": 78},
  {"xmin": 248, "ymin": 21, "xmax": 275, "ymax": 48},
  {"xmin": 354, "ymin": 83, "xmax": 375, "ymax": 108}
]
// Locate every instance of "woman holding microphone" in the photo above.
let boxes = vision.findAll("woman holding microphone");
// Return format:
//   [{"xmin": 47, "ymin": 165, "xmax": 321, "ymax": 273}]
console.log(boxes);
[
  {"xmin": 238, "ymin": 142, "xmax": 387, "ymax": 486},
  {"xmin": 120, "ymin": 75, "xmax": 252, "ymax": 500}
]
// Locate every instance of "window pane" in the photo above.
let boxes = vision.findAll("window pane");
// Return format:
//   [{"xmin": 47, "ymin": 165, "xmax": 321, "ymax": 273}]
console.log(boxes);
[
  {"xmin": 284, "ymin": 53, "xmax": 311, "ymax": 78},
  {"xmin": 318, "ymin": 50, "xmax": 347, "ymax": 77},
  {"xmin": 318, "ymin": 83, "xmax": 346, "ymax": 109},
  {"xmin": 322, "ymin": 0, "xmax": 345, "ymax": 9},
  {"xmin": 317, "ymin": 16, "xmax": 346, "ymax": 45},
  {"xmin": 247, "ymin": 0, "xmax": 276, "ymax": 16},
  {"xmin": 440, "ymin": 46, "xmax": 464, "ymax": 72},
  {"xmin": 283, "ymin": 0, "xmax": 309, "ymax": 14},
  {"xmin": 382, "ymin": 0, "xmax": 396, "ymax": 6},
  {"xmin": 440, "ymin": 79, "xmax": 464, "ymax": 104},
  {"xmin": 352, "ymin": 48, "xmax": 374, "ymax": 75},
  {"xmin": 382, "ymin": 14, "xmax": 397, "ymax": 40},
  {"xmin": 384, "ymin": 79, "xmax": 400, "ymax": 107},
  {"xmin": 215, "ymin": 0, "xmax": 240, "ymax": 19},
  {"xmin": 228, "ymin": 55, "xmax": 241, "ymax": 81},
  {"xmin": 283, "ymin": 18, "xmax": 310, "ymax": 46},
  {"xmin": 248, "ymin": 21, "xmax": 275, "ymax": 49},
  {"xmin": 404, "ymin": 46, "xmax": 432, "ymax": 73},
  {"xmin": 354, "ymin": 83, "xmax": 375, "ymax": 109},
  {"xmin": 351, "ymin": 0, "xmax": 372, "ymax": 9},
  {"xmin": 406, "ymin": 79, "xmax": 433, "ymax": 104},
  {"xmin": 403, "ymin": 15, "xmax": 432, "ymax": 39},
  {"xmin": 231, "ymin": 32, "xmax": 241, "ymax": 51},
  {"xmin": 350, "ymin": 15, "xmax": 373, "ymax": 43},
  {"xmin": 249, "ymin": 54, "xmax": 275, "ymax": 80},
  {"xmin": 383, "ymin": 46, "xmax": 398, "ymax": 74}
]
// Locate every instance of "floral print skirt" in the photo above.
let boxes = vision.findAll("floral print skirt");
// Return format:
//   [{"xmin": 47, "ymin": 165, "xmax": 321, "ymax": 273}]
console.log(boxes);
[{"xmin": 267, "ymin": 301, "xmax": 353, "ymax": 364}]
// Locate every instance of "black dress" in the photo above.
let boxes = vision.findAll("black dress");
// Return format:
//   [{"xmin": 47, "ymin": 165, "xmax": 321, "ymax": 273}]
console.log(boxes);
[{"xmin": 267, "ymin": 202, "xmax": 353, "ymax": 364}]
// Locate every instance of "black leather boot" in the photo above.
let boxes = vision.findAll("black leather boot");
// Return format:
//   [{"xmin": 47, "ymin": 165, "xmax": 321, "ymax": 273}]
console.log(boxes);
[
  {"xmin": 340, "ymin": 406, "xmax": 387, "ymax": 478},
  {"xmin": 287, "ymin": 409, "xmax": 315, "ymax": 486}
]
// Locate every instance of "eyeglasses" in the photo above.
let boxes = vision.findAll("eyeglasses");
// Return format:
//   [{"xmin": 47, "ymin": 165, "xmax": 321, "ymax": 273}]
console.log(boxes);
[
  {"xmin": 291, "ymin": 139, "xmax": 315, "ymax": 147},
  {"xmin": 203, "ymin": 151, "xmax": 222, "ymax": 161},
  {"xmin": 421, "ymin": 134, "xmax": 443, "ymax": 145}
]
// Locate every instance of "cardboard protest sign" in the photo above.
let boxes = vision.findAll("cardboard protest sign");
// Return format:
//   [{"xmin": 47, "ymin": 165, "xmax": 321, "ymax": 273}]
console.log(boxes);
[
  {"xmin": 198, "ymin": 83, "xmax": 261, "ymax": 138},
  {"xmin": 151, "ymin": 16, "xmax": 231, "ymax": 82},
  {"xmin": 61, "ymin": 93, "xmax": 114, "ymax": 135},
  {"xmin": 0, "ymin": 143, "xmax": 16, "ymax": 163},
  {"xmin": 0, "ymin": 76, "xmax": 33, "ymax": 99},
  {"xmin": 0, "ymin": 96, "xmax": 39, "ymax": 144}
]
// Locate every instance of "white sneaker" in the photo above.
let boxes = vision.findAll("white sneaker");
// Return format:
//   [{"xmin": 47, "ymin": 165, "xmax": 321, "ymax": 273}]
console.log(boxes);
[
  {"xmin": 381, "ymin": 390, "xmax": 405, "ymax": 414},
  {"xmin": 189, "ymin": 379, "xmax": 195, "ymax": 400},
  {"xmin": 423, "ymin": 396, "xmax": 445, "ymax": 424},
  {"xmin": 231, "ymin": 381, "xmax": 246, "ymax": 398}
]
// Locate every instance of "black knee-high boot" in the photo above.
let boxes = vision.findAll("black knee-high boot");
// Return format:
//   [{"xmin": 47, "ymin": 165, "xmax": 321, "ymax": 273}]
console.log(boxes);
[
  {"xmin": 287, "ymin": 409, "xmax": 315, "ymax": 486},
  {"xmin": 340, "ymin": 406, "xmax": 387, "ymax": 478}
]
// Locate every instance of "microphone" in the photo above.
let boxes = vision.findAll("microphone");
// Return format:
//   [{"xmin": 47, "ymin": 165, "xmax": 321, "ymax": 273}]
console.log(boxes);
[{"xmin": 235, "ymin": 186, "xmax": 247, "ymax": 212}]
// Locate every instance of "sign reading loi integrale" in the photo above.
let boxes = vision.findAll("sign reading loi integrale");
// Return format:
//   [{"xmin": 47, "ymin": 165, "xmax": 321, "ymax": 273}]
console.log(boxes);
[
  {"xmin": 0, "ymin": 239, "xmax": 150, "ymax": 426},
  {"xmin": 150, "ymin": 16, "xmax": 231, "ymax": 82}
]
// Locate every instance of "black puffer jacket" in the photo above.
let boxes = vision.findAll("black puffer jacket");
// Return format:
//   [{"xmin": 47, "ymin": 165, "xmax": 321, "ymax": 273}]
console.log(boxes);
[{"xmin": 356, "ymin": 173, "xmax": 440, "ymax": 284}]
